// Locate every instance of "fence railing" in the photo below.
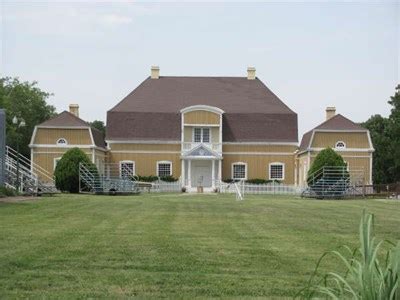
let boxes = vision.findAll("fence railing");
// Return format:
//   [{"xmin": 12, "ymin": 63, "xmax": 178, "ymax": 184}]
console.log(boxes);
[{"xmin": 220, "ymin": 182, "xmax": 302, "ymax": 195}]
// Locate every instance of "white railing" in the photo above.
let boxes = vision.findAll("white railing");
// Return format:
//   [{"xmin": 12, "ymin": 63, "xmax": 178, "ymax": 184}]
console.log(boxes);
[
  {"xmin": 182, "ymin": 142, "xmax": 222, "ymax": 153},
  {"xmin": 150, "ymin": 180, "xmax": 182, "ymax": 193},
  {"xmin": 220, "ymin": 182, "xmax": 302, "ymax": 195}
]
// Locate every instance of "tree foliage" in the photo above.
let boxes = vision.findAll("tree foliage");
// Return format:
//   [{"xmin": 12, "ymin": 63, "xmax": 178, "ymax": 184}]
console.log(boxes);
[
  {"xmin": 0, "ymin": 77, "xmax": 56, "ymax": 157},
  {"xmin": 363, "ymin": 84, "xmax": 400, "ymax": 184},
  {"xmin": 89, "ymin": 120, "xmax": 106, "ymax": 136},
  {"xmin": 54, "ymin": 148, "xmax": 95, "ymax": 193},
  {"xmin": 307, "ymin": 148, "xmax": 346, "ymax": 183}
]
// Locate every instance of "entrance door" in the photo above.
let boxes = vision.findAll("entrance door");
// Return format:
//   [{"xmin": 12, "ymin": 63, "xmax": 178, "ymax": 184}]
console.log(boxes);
[{"xmin": 191, "ymin": 161, "xmax": 212, "ymax": 187}]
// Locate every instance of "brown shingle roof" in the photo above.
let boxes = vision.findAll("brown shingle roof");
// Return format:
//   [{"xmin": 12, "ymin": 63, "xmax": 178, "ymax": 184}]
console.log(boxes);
[
  {"xmin": 107, "ymin": 76, "xmax": 298, "ymax": 142},
  {"xmin": 299, "ymin": 114, "xmax": 367, "ymax": 151},
  {"xmin": 90, "ymin": 128, "xmax": 107, "ymax": 149},
  {"xmin": 38, "ymin": 111, "xmax": 106, "ymax": 149},
  {"xmin": 38, "ymin": 111, "xmax": 89, "ymax": 127}
]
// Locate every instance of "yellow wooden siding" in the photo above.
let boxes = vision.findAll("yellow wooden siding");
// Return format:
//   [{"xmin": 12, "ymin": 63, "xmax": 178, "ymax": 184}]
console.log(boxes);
[
  {"xmin": 108, "ymin": 153, "xmax": 181, "ymax": 177},
  {"xmin": 222, "ymin": 154, "xmax": 295, "ymax": 184},
  {"xmin": 211, "ymin": 127, "xmax": 219, "ymax": 143},
  {"xmin": 183, "ymin": 110, "xmax": 220, "ymax": 125},
  {"xmin": 222, "ymin": 144, "xmax": 297, "ymax": 153},
  {"xmin": 34, "ymin": 128, "xmax": 92, "ymax": 145},
  {"xmin": 32, "ymin": 149, "xmax": 92, "ymax": 181},
  {"xmin": 109, "ymin": 143, "xmax": 180, "ymax": 152},
  {"xmin": 311, "ymin": 132, "xmax": 370, "ymax": 149}
]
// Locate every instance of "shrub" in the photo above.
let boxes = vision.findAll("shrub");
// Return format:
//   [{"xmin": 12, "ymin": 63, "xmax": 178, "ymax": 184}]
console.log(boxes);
[
  {"xmin": 54, "ymin": 148, "xmax": 96, "ymax": 193},
  {"xmin": 159, "ymin": 175, "xmax": 178, "ymax": 182},
  {"xmin": 245, "ymin": 178, "xmax": 281, "ymax": 184},
  {"xmin": 307, "ymin": 148, "xmax": 347, "ymax": 184},
  {"xmin": 298, "ymin": 210, "xmax": 400, "ymax": 299},
  {"xmin": 0, "ymin": 186, "xmax": 18, "ymax": 197},
  {"xmin": 135, "ymin": 175, "xmax": 178, "ymax": 182}
]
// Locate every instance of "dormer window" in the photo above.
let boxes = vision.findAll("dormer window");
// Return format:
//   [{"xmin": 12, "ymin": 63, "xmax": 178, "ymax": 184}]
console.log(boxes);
[
  {"xmin": 56, "ymin": 138, "xmax": 68, "ymax": 146},
  {"xmin": 193, "ymin": 128, "xmax": 210, "ymax": 143},
  {"xmin": 335, "ymin": 141, "xmax": 346, "ymax": 149}
]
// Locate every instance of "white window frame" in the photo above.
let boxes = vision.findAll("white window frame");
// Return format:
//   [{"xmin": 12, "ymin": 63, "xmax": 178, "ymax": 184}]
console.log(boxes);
[
  {"xmin": 269, "ymin": 162, "xmax": 285, "ymax": 181},
  {"xmin": 54, "ymin": 157, "xmax": 62, "ymax": 170},
  {"xmin": 56, "ymin": 138, "xmax": 68, "ymax": 146},
  {"xmin": 119, "ymin": 160, "xmax": 135, "ymax": 178},
  {"xmin": 192, "ymin": 127, "xmax": 211, "ymax": 143},
  {"xmin": 231, "ymin": 162, "xmax": 247, "ymax": 180},
  {"xmin": 157, "ymin": 160, "xmax": 172, "ymax": 177},
  {"xmin": 335, "ymin": 141, "xmax": 346, "ymax": 150}
]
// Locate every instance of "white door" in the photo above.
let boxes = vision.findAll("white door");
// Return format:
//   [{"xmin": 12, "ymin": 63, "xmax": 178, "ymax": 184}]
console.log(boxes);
[{"xmin": 191, "ymin": 161, "xmax": 212, "ymax": 187}]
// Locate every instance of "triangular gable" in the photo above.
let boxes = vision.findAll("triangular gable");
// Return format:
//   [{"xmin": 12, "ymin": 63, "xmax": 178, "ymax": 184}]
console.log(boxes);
[{"xmin": 183, "ymin": 144, "xmax": 221, "ymax": 158}]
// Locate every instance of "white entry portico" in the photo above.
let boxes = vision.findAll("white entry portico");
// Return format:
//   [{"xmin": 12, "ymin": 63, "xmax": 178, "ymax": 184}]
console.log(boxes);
[
  {"xmin": 181, "ymin": 145, "xmax": 222, "ymax": 192},
  {"xmin": 180, "ymin": 105, "xmax": 224, "ymax": 192}
]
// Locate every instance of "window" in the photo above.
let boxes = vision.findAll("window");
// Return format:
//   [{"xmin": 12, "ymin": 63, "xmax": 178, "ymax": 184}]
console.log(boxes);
[
  {"xmin": 157, "ymin": 161, "xmax": 172, "ymax": 177},
  {"xmin": 56, "ymin": 138, "xmax": 68, "ymax": 146},
  {"xmin": 269, "ymin": 163, "xmax": 285, "ymax": 180},
  {"xmin": 335, "ymin": 141, "xmax": 346, "ymax": 149},
  {"xmin": 54, "ymin": 157, "xmax": 62, "ymax": 170},
  {"xmin": 193, "ymin": 127, "xmax": 210, "ymax": 143},
  {"xmin": 232, "ymin": 163, "xmax": 247, "ymax": 180},
  {"xmin": 120, "ymin": 161, "xmax": 135, "ymax": 178}
]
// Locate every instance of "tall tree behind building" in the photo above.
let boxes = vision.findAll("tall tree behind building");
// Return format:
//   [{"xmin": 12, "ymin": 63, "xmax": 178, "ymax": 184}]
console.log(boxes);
[
  {"xmin": 363, "ymin": 84, "xmax": 400, "ymax": 184},
  {"xmin": 0, "ymin": 77, "xmax": 56, "ymax": 157}
]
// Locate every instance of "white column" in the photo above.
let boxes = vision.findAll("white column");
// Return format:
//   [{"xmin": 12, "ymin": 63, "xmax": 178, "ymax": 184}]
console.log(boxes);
[
  {"xmin": 218, "ymin": 159, "xmax": 222, "ymax": 183},
  {"xmin": 188, "ymin": 159, "xmax": 192, "ymax": 188},
  {"xmin": 211, "ymin": 160, "xmax": 215, "ymax": 188},
  {"xmin": 181, "ymin": 159, "xmax": 185, "ymax": 187}
]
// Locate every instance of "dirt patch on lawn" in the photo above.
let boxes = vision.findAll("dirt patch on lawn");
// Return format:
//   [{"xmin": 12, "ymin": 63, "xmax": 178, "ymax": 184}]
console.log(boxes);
[{"xmin": 0, "ymin": 196, "xmax": 38, "ymax": 203}]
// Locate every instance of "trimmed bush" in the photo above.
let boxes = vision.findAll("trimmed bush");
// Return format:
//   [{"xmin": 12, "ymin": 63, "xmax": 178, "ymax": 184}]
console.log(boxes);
[
  {"xmin": 54, "ymin": 148, "xmax": 96, "ymax": 193},
  {"xmin": 135, "ymin": 175, "xmax": 178, "ymax": 182},
  {"xmin": 307, "ymin": 148, "xmax": 347, "ymax": 184},
  {"xmin": 246, "ymin": 178, "xmax": 281, "ymax": 184},
  {"xmin": 0, "ymin": 186, "xmax": 18, "ymax": 197}
]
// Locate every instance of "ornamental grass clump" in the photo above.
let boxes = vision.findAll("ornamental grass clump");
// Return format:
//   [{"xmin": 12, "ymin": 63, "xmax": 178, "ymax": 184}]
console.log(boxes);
[{"xmin": 298, "ymin": 210, "xmax": 400, "ymax": 299}]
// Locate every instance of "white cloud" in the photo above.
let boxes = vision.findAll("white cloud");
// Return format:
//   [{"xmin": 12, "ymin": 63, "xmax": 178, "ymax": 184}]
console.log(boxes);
[{"xmin": 101, "ymin": 14, "xmax": 133, "ymax": 25}]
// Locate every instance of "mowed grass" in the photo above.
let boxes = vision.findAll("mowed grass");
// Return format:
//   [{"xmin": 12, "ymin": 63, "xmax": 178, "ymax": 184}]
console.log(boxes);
[{"xmin": 0, "ymin": 194, "xmax": 399, "ymax": 298}]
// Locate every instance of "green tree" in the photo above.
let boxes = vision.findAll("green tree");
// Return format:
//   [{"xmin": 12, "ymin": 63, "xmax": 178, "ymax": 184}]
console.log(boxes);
[
  {"xmin": 54, "ymin": 148, "xmax": 95, "ymax": 193},
  {"xmin": 363, "ymin": 84, "xmax": 400, "ymax": 184},
  {"xmin": 89, "ymin": 120, "xmax": 106, "ymax": 136},
  {"xmin": 307, "ymin": 148, "xmax": 347, "ymax": 184},
  {"xmin": 0, "ymin": 77, "xmax": 56, "ymax": 157},
  {"xmin": 363, "ymin": 115, "xmax": 392, "ymax": 184},
  {"xmin": 388, "ymin": 84, "xmax": 400, "ymax": 182}
]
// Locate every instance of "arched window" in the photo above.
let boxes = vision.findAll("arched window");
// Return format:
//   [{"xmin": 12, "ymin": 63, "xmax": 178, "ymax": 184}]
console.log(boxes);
[
  {"xmin": 56, "ymin": 138, "xmax": 68, "ymax": 146},
  {"xmin": 335, "ymin": 141, "xmax": 346, "ymax": 149}
]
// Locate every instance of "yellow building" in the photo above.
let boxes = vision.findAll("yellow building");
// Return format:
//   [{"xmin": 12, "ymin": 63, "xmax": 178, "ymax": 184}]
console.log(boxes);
[
  {"xmin": 297, "ymin": 107, "xmax": 374, "ymax": 186},
  {"xmin": 30, "ymin": 67, "xmax": 373, "ymax": 190}
]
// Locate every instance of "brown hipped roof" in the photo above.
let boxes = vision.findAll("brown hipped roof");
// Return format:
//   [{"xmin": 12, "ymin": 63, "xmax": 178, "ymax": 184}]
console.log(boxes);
[
  {"xmin": 299, "ymin": 114, "xmax": 367, "ymax": 151},
  {"xmin": 38, "ymin": 111, "xmax": 89, "ymax": 127},
  {"xmin": 37, "ymin": 111, "xmax": 106, "ymax": 149},
  {"xmin": 107, "ymin": 76, "xmax": 298, "ymax": 142}
]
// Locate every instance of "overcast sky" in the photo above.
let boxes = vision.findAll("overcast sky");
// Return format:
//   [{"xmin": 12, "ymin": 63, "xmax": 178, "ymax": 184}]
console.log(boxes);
[{"xmin": 1, "ymin": 1, "xmax": 399, "ymax": 138}]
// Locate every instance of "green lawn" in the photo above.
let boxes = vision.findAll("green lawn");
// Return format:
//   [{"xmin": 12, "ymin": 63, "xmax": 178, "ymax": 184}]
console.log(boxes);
[{"xmin": 0, "ymin": 194, "xmax": 399, "ymax": 298}]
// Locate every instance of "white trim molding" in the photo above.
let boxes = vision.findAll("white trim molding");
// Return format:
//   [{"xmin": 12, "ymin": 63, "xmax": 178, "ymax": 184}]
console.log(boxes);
[
  {"xmin": 106, "ymin": 140, "xmax": 181, "ymax": 145},
  {"xmin": 53, "ymin": 157, "xmax": 62, "ymax": 170},
  {"xmin": 231, "ymin": 162, "xmax": 247, "ymax": 180},
  {"xmin": 180, "ymin": 105, "xmax": 224, "ymax": 115},
  {"xmin": 268, "ymin": 162, "xmax": 285, "ymax": 181},
  {"xmin": 157, "ymin": 160, "xmax": 173, "ymax": 177}
]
